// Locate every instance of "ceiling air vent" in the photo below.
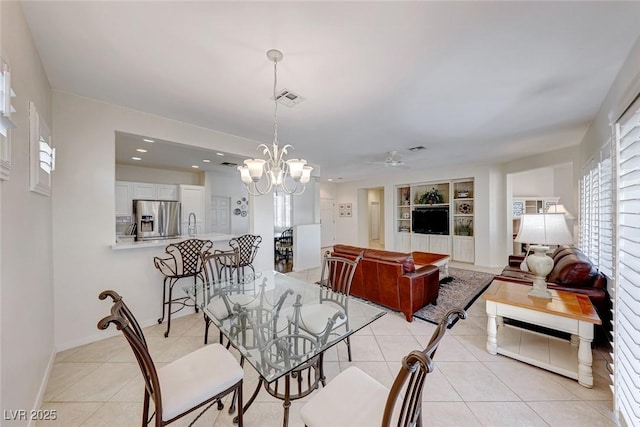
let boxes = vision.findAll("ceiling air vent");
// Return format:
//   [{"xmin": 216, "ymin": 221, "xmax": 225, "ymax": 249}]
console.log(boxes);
[
  {"xmin": 274, "ymin": 89, "xmax": 305, "ymax": 107},
  {"xmin": 408, "ymin": 146, "xmax": 426, "ymax": 152},
  {"xmin": 220, "ymin": 161, "xmax": 239, "ymax": 167}
]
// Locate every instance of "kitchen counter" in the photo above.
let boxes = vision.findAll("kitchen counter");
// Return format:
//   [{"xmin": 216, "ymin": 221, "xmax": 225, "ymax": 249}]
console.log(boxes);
[{"xmin": 111, "ymin": 233, "xmax": 238, "ymax": 250}]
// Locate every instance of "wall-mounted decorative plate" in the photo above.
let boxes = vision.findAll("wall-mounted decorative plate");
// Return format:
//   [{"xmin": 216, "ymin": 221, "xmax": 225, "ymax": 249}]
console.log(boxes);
[
  {"xmin": 458, "ymin": 203, "xmax": 472, "ymax": 214},
  {"xmin": 234, "ymin": 208, "xmax": 241, "ymax": 215},
  {"xmin": 241, "ymin": 211, "xmax": 247, "ymax": 217}
]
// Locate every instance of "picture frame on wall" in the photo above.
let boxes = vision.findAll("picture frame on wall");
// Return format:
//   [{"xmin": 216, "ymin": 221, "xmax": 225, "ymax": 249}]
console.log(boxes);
[{"xmin": 338, "ymin": 203, "xmax": 352, "ymax": 218}]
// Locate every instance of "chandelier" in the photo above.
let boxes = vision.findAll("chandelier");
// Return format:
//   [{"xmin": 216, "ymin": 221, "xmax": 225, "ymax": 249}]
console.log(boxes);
[{"xmin": 238, "ymin": 49, "xmax": 313, "ymax": 196}]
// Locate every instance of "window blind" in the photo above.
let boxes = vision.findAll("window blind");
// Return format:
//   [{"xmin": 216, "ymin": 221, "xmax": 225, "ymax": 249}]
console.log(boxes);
[{"xmin": 614, "ymin": 95, "xmax": 640, "ymax": 427}]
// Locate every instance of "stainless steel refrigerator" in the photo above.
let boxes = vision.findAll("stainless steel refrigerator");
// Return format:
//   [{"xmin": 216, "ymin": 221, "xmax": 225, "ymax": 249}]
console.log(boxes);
[{"xmin": 133, "ymin": 200, "xmax": 181, "ymax": 241}]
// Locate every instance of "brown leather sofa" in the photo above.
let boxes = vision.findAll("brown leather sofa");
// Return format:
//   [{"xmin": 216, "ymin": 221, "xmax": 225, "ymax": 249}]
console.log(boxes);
[
  {"xmin": 498, "ymin": 245, "xmax": 610, "ymax": 332},
  {"xmin": 331, "ymin": 244, "xmax": 440, "ymax": 322}
]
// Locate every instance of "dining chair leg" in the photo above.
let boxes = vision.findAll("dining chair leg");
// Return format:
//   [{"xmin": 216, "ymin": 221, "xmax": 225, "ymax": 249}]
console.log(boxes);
[
  {"xmin": 142, "ymin": 391, "xmax": 150, "ymax": 427},
  {"xmin": 164, "ymin": 278, "xmax": 176, "ymax": 338},
  {"xmin": 157, "ymin": 277, "xmax": 169, "ymax": 324},
  {"xmin": 346, "ymin": 336, "xmax": 352, "ymax": 362},
  {"xmin": 204, "ymin": 314, "xmax": 211, "ymax": 344}
]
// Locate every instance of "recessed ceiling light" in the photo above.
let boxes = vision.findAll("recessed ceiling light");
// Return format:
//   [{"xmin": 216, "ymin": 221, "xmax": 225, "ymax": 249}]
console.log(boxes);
[
  {"xmin": 136, "ymin": 148, "xmax": 147, "ymax": 153},
  {"xmin": 143, "ymin": 138, "xmax": 155, "ymax": 143},
  {"xmin": 192, "ymin": 165, "xmax": 199, "ymax": 169},
  {"xmin": 132, "ymin": 157, "xmax": 142, "ymax": 161},
  {"xmin": 202, "ymin": 159, "xmax": 211, "ymax": 163},
  {"xmin": 216, "ymin": 152, "xmax": 225, "ymax": 156},
  {"xmin": 328, "ymin": 178, "xmax": 333, "ymax": 182}
]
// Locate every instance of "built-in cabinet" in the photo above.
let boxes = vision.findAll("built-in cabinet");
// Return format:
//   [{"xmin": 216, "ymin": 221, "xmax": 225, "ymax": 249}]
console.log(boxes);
[
  {"xmin": 395, "ymin": 178, "xmax": 475, "ymax": 263},
  {"xmin": 116, "ymin": 180, "xmax": 179, "ymax": 216}
]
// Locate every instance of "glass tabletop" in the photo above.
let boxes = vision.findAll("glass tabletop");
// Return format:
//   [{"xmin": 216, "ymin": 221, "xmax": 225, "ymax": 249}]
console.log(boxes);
[{"xmin": 184, "ymin": 270, "xmax": 386, "ymax": 382}]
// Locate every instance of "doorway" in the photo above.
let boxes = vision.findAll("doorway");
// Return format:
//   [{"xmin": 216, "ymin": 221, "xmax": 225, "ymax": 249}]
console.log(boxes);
[
  {"xmin": 367, "ymin": 188, "xmax": 385, "ymax": 249},
  {"xmin": 211, "ymin": 196, "xmax": 231, "ymax": 234},
  {"xmin": 320, "ymin": 197, "xmax": 335, "ymax": 249}
]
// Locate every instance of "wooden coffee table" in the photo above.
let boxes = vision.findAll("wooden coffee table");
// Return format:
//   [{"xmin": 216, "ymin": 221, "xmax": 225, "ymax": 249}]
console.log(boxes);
[
  {"xmin": 483, "ymin": 279, "xmax": 601, "ymax": 388},
  {"xmin": 412, "ymin": 252, "xmax": 450, "ymax": 280}
]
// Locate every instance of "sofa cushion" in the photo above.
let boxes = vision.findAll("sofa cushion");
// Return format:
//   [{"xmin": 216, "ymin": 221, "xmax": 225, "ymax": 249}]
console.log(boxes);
[
  {"xmin": 333, "ymin": 244, "xmax": 415, "ymax": 273},
  {"xmin": 364, "ymin": 249, "xmax": 415, "ymax": 273},
  {"xmin": 547, "ymin": 252, "xmax": 598, "ymax": 288},
  {"xmin": 333, "ymin": 244, "xmax": 366, "ymax": 257}
]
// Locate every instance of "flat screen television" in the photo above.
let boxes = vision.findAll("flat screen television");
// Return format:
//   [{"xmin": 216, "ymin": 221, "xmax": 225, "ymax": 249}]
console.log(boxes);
[{"xmin": 412, "ymin": 207, "xmax": 449, "ymax": 235}]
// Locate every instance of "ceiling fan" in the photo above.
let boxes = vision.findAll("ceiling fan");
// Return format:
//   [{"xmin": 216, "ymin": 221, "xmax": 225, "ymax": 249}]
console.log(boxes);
[{"xmin": 365, "ymin": 151, "xmax": 407, "ymax": 167}]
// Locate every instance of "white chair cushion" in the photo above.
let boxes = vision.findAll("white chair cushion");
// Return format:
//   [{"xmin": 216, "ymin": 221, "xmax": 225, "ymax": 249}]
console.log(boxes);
[
  {"xmin": 206, "ymin": 293, "xmax": 261, "ymax": 319},
  {"xmin": 286, "ymin": 303, "xmax": 347, "ymax": 335},
  {"xmin": 157, "ymin": 343, "xmax": 243, "ymax": 422},
  {"xmin": 300, "ymin": 366, "xmax": 389, "ymax": 427}
]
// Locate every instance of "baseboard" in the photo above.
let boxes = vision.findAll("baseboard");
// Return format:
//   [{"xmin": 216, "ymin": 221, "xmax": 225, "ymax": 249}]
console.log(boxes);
[{"xmin": 28, "ymin": 347, "xmax": 57, "ymax": 427}]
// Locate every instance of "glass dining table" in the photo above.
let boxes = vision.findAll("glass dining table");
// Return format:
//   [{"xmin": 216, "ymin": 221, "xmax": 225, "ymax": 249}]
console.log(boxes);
[{"xmin": 184, "ymin": 270, "xmax": 386, "ymax": 426}]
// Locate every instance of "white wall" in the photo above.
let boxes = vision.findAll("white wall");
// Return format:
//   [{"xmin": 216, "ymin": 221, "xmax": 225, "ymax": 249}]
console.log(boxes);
[
  {"xmin": 51, "ymin": 91, "xmax": 268, "ymax": 350},
  {"xmin": 292, "ymin": 177, "xmax": 320, "ymax": 226},
  {"xmin": 1, "ymin": 1, "xmax": 54, "ymax": 422},
  {"xmin": 511, "ymin": 167, "xmax": 555, "ymax": 197},
  {"xmin": 116, "ymin": 164, "xmax": 202, "ymax": 186},
  {"xmin": 205, "ymin": 169, "xmax": 250, "ymax": 235}
]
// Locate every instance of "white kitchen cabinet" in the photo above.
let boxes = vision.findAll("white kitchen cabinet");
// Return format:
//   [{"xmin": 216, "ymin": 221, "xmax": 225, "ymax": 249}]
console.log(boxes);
[
  {"xmin": 179, "ymin": 185, "xmax": 206, "ymax": 235},
  {"xmin": 132, "ymin": 182, "xmax": 156, "ymax": 199},
  {"xmin": 157, "ymin": 184, "xmax": 178, "ymax": 200},
  {"xmin": 115, "ymin": 181, "xmax": 132, "ymax": 216}
]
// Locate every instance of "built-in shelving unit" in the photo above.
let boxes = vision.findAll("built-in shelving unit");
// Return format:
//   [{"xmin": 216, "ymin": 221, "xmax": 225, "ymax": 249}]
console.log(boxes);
[{"xmin": 395, "ymin": 178, "xmax": 475, "ymax": 263}]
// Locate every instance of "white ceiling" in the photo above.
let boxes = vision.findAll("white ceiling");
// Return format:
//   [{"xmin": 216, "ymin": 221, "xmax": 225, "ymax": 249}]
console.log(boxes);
[{"xmin": 21, "ymin": 1, "xmax": 640, "ymax": 181}]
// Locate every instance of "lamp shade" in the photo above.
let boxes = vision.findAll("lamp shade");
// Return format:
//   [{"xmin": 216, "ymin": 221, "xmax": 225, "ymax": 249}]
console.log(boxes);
[
  {"xmin": 515, "ymin": 213, "xmax": 574, "ymax": 245},
  {"xmin": 547, "ymin": 204, "xmax": 575, "ymax": 219}
]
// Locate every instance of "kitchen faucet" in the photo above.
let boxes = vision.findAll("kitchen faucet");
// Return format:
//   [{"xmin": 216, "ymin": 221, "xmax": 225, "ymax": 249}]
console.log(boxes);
[{"xmin": 187, "ymin": 212, "xmax": 197, "ymax": 237}]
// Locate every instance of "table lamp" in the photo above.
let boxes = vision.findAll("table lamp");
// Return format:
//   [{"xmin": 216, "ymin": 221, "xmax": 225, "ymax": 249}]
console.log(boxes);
[{"xmin": 515, "ymin": 213, "xmax": 574, "ymax": 299}]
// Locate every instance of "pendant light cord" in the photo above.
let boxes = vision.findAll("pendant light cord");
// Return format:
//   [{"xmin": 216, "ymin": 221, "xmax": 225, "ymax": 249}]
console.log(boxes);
[{"xmin": 273, "ymin": 58, "xmax": 278, "ymax": 146}]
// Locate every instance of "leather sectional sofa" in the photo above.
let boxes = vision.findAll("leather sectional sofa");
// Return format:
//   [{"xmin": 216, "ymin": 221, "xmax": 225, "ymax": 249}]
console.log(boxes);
[
  {"xmin": 331, "ymin": 244, "xmax": 440, "ymax": 322},
  {"xmin": 498, "ymin": 245, "xmax": 610, "ymax": 332}
]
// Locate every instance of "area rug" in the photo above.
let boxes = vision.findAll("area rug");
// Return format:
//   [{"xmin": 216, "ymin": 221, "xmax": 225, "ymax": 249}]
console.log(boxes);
[{"xmin": 413, "ymin": 267, "xmax": 494, "ymax": 327}]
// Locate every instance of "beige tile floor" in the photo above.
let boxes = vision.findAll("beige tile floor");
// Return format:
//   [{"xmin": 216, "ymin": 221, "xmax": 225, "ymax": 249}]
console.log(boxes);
[{"xmin": 39, "ymin": 263, "xmax": 615, "ymax": 427}]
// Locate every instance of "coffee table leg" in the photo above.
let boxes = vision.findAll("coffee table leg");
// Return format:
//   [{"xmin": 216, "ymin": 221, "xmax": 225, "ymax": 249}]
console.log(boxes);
[
  {"xmin": 577, "ymin": 321, "xmax": 594, "ymax": 388},
  {"xmin": 486, "ymin": 301, "xmax": 498, "ymax": 355}
]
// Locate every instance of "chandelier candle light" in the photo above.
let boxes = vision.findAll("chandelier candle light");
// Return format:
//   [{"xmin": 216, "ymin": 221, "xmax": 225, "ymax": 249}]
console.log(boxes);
[
  {"xmin": 515, "ymin": 213, "xmax": 575, "ymax": 299},
  {"xmin": 238, "ymin": 49, "xmax": 312, "ymax": 196}
]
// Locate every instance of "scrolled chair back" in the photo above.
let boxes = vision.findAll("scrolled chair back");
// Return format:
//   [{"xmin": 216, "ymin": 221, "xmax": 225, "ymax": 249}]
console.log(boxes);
[
  {"xmin": 97, "ymin": 290, "xmax": 162, "ymax": 415},
  {"xmin": 382, "ymin": 308, "xmax": 467, "ymax": 427},
  {"xmin": 229, "ymin": 234, "xmax": 262, "ymax": 266},
  {"xmin": 155, "ymin": 239, "xmax": 213, "ymax": 278}
]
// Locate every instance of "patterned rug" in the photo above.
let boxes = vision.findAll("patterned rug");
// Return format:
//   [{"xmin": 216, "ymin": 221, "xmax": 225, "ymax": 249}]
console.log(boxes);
[{"xmin": 413, "ymin": 267, "xmax": 494, "ymax": 327}]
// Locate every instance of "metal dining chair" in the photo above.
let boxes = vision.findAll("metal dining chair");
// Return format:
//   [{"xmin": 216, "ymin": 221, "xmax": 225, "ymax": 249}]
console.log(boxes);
[
  {"xmin": 153, "ymin": 238, "xmax": 213, "ymax": 337},
  {"xmin": 300, "ymin": 308, "xmax": 467, "ymax": 427},
  {"xmin": 286, "ymin": 250, "xmax": 363, "ymax": 361},
  {"xmin": 201, "ymin": 248, "xmax": 241, "ymax": 345},
  {"xmin": 275, "ymin": 228, "xmax": 293, "ymax": 262},
  {"xmin": 97, "ymin": 290, "xmax": 244, "ymax": 427}
]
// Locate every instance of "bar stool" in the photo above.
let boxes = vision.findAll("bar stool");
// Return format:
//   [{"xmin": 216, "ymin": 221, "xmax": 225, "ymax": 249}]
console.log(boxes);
[
  {"xmin": 228, "ymin": 234, "xmax": 262, "ymax": 276},
  {"xmin": 154, "ymin": 238, "xmax": 213, "ymax": 337}
]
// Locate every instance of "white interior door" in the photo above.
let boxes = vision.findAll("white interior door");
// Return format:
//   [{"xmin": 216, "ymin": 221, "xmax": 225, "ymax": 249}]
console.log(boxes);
[
  {"xmin": 320, "ymin": 198, "xmax": 335, "ymax": 248},
  {"xmin": 370, "ymin": 201, "xmax": 380, "ymax": 240},
  {"xmin": 211, "ymin": 196, "xmax": 231, "ymax": 234}
]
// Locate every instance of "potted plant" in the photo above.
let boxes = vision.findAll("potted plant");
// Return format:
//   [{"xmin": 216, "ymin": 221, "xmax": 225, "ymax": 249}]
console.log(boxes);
[
  {"xmin": 455, "ymin": 221, "xmax": 473, "ymax": 236},
  {"xmin": 416, "ymin": 187, "xmax": 444, "ymax": 205}
]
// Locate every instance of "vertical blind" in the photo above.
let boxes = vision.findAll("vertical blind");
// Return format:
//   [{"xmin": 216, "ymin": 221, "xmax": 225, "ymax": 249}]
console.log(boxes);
[{"xmin": 615, "ymin": 95, "xmax": 640, "ymax": 427}]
